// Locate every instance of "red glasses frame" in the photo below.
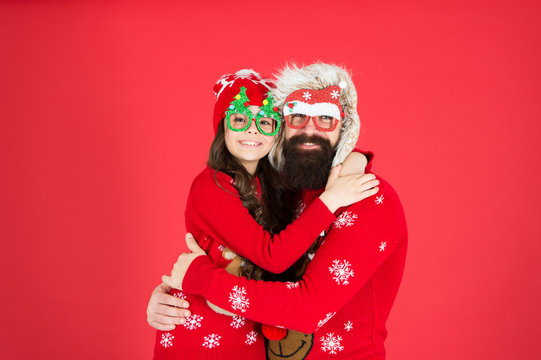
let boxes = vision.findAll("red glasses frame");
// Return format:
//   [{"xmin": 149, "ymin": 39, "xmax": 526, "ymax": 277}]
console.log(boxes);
[{"xmin": 285, "ymin": 114, "xmax": 340, "ymax": 132}]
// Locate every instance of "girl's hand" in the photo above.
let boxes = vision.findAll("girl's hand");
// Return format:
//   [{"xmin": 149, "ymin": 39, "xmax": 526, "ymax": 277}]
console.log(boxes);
[
  {"xmin": 162, "ymin": 233, "xmax": 206, "ymax": 290},
  {"xmin": 340, "ymin": 152, "xmax": 368, "ymax": 176},
  {"xmin": 320, "ymin": 167, "xmax": 379, "ymax": 213}
]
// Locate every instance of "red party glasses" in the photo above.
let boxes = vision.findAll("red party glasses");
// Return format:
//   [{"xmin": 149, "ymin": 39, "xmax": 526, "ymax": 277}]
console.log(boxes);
[{"xmin": 285, "ymin": 114, "xmax": 340, "ymax": 132}]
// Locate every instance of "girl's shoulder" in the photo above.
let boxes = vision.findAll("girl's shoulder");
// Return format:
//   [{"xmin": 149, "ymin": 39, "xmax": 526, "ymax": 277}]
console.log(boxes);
[{"xmin": 190, "ymin": 167, "xmax": 238, "ymax": 195}]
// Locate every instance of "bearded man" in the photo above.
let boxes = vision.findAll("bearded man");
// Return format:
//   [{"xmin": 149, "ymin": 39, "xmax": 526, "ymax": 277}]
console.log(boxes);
[{"xmin": 149, "ymin": 63, "xmax": 407, "ymax": 359}]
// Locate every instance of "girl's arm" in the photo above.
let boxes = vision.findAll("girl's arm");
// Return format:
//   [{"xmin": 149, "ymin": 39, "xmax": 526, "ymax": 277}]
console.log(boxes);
[
  {"xmin": 189, "ymin": 169, "xmax": 377, "ymax": 273},
  {"xmin": 165, "ymin": 177, "xmax": 405, "ymax": 334}
]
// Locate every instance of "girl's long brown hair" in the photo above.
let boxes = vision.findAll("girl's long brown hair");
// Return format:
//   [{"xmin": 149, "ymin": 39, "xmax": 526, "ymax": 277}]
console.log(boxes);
[{"xmin": 207, "ymin": 120, "xmax": 299, "ymax": 280}]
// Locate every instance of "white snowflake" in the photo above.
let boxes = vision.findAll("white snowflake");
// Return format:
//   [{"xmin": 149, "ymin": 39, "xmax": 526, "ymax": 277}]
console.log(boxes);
[
  {"xmin": 375, "ymin": 194, "xmax": 384, "ymax": 205},
  {"xmin": 329, "ymin": 259, "xmax": 355, "ymax": 285},
  {"xmin": 320, "ymin": 333, "xmax": 344, "ymax": 354},
  {"xmin": 333, "ymin": 211, "xmax": 358, "ymax": 229},
  {"xmin": 317, "ymin": 312, "xmax": 336, "ymax": 330},
  {"xmin": 379, "ymin": 242, "xmax": 387, "ymax": 252},
  {"xmin": 160, "ymin": 332, "xmax": 174, "ymax": 348},
  {"xmin": 286, "ymin": 282, "xmax": 299, "ymax": 289},
  {"xmin": 330, "ymin": 89, "xmax": 340, "ymax": 99},
  {"xmin": 173, "ymin": 291, "xmax": 186, "ymax": 300},
  {"xmin": 215, "ymin": 78, "xmax": 235, "ymax": 98},
  {"xmin": 184, "ymin": 313, "xmax": 203, "ymax": 330},
  {"xmin": 229, "ymin": 286, "xmax": 250, "ymax": 313},
  {"xmin": 202, "ymin": 333, "xmax": 221, "ymax": 349},
  {"xmin": 302, "ymin": 91, "xmax": 312, "ymax": 100},
  {"xmin": 217, "ymin": 244, "xmax": 224, "ymax": 252},
  {"xmin": 245, "ymin": 330, "xmax": 258, "ymax": 345},
  {"xmin": 230, "ymin": 315, "xmax": 246, "ymax": 329},
  {"xmin": 344, "ymin": 321, "xmax": 353, "ymax": 332}
]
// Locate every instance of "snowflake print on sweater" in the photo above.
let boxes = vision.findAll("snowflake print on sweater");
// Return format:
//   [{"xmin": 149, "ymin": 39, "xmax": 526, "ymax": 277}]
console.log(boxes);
[
  {"xmin": 320, "ymin": 333, "xmax": 344, "ymax": 354},
  {"xmin": 333, "ymin": 211, "xmax": 357, "ymax": 229},
  {"xmin": 375, "ymin": 194, "xmax": 384, "ymax": 205},
  {"xmin": 229, "ymin": 286, "xmax": 250, "ymax": 313},
  {"xmin": 329, "ymin": 259, "xmax": 355, "ymax": 285},
  {"xmin": 160, "ymin": 333, "xmax": 174, "ymax": 348},
  {"xmin": 379, "ymin": 242, "xmax": 387, "ymax": 252},
  {"xmin": 245, "ymin": 331, "xmax": 258, "ymax": 345},
  {"xmin": 285, "ymin": 281, "xmax": 299, "ymax": 289},
  {"xmin": 317, "ymin": 312, "xmax": 336, "ymax": 330},
  {"xmin": 184, "ymin": 314, "xmax": 203, "ymax": 330},
  {"xmin": 202, "ymin": 334, "xmax": 221, "ymax": 349},
  {"xmin": 230, "ymin": 315, "xmax": 246, "ymax": 329},
  {"xmin": 177, "ymin": 166, "xmax": 409, "ymax": 358}
]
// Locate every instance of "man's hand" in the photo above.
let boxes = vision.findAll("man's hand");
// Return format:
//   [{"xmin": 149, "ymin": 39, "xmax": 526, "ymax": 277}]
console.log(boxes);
[
  {"xmin": 146, "ymin": 282, "xmax": 191, "ymax": 331},
  {"xmin": 162, "ymin": 233, "xmax": 206, "ymax": 290},
  {"xmin": 340, "ymin": 152, "xmax": 367, "ymax": 176}
]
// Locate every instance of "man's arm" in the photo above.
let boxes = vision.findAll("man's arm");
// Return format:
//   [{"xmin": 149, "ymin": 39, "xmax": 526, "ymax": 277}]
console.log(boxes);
[
  {"xmin": 168, "ymin": 177, "xmax": 406, "ymax": 334},
  {"xmin": 146, "ymin": 283, "xmax": 191, "ymax": 331}
]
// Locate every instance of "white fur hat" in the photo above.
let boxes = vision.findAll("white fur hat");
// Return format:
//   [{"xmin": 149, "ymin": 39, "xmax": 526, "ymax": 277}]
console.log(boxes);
[{"xmin": 269, "ymin": 63, "xmax": 360, "ymax": 169}]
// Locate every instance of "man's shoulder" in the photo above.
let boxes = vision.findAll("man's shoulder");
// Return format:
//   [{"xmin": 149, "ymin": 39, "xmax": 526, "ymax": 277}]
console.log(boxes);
[
  {"xmin": 331, "ymin": 173, "xmax": 407, "ymax": 242},
  {"xmin": 342, "ymin": 173, "xmax": 403, "ymax": 214}
]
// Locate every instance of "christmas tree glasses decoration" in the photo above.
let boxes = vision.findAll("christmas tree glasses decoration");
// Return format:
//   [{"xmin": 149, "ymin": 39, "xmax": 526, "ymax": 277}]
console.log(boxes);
[{"xmin": 225, "ymin": 87, "xmax": 281, "ymax": 136}]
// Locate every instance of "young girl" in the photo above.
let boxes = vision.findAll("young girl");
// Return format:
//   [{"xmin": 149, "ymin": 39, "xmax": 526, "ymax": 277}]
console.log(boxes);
[{"xmin": 153, "ymin": 70, "xmax": 378, "ymax": 359}]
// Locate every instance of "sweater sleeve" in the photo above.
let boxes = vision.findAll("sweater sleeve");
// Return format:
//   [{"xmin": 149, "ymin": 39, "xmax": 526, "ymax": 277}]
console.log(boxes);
[
  {"xmin": 183, "ymin": 177, "xmax": 406, "ymax": 333},
  {"xmin": 187, "ymin": 170, "xmax": 336, "ymax": 273}
]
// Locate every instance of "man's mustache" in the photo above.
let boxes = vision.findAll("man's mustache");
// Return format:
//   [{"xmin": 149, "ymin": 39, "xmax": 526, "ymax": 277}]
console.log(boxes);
[{"xmin": 285, "ymin": 134, "xmax": 331, "ymax": 149}]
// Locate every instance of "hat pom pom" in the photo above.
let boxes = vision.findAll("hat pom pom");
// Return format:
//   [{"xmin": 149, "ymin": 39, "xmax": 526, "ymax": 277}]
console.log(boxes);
[
  {"xmin": 236, "ymin": 69, "xmax": 261, "ymax": 77},
  {"xmin": 339, "ymin": 80, "xmax": 347, "ymax": 89}
]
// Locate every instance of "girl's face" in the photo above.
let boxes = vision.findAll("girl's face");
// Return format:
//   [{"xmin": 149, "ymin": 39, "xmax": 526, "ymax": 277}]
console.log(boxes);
[{"xmin": 224, "ymin": 106, "xmax": 276, "ymax": 175}]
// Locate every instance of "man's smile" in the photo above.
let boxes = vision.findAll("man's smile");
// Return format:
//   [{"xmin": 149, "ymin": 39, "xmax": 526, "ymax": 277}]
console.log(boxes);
[{"xmin": 298, "ymin": 142, "xmax": 321, "ymax": 150}]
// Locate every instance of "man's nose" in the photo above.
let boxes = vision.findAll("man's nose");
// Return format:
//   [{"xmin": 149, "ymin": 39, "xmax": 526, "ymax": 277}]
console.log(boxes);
[{"xmin": 299, "ymin": 117, "xmax": 318, "ymax": 136}]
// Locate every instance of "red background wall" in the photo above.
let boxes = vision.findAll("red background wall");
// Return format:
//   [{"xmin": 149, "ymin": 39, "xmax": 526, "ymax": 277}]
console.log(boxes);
[{"xmin": 1, "ymin": 0, "xmax": 540, "ymax": 358}]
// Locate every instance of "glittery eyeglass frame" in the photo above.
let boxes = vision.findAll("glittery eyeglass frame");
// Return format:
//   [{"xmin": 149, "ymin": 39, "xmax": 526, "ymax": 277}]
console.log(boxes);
[{"xmin": 225, "ymin": 87, "xmax": 282, "ymax": 136}]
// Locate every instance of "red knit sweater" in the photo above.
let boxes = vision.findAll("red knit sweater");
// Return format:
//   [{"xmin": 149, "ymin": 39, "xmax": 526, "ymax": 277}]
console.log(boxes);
[
  {"xmin": 182, "ymin": 174, "xmax": 407, "ymax": 359},
  {"xmin": 154, "ymin": 168, "xmax": 336, "ymax": 359}
]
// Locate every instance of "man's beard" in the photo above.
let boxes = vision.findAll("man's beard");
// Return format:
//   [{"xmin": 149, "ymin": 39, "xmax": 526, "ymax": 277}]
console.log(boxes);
[{"xmin": 282, "ymin": 134, "xmax": 336, "ymax": 190}]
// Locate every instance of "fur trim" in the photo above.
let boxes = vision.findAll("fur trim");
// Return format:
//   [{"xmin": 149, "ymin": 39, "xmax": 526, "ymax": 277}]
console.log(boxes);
[{"xmin": 269, "ymin": 63, "xmax": 360, "ymax": 169}]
